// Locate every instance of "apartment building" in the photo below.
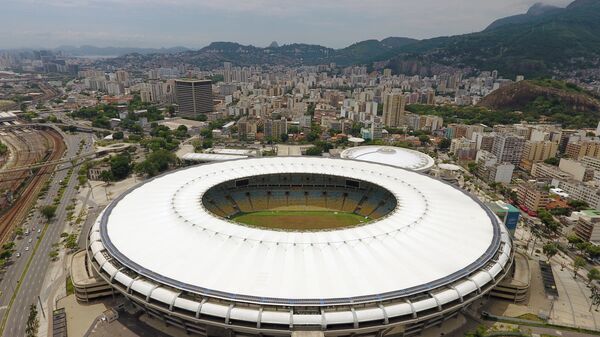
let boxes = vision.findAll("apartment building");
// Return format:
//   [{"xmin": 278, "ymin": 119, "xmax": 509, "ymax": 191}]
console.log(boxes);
[
  {"xmin": 517, "ymin": 180, "xmax": 550, "ymax": 212},
  {"xmin": 575, "ymin": 209, "xmax": 600, "ymax": 242}
]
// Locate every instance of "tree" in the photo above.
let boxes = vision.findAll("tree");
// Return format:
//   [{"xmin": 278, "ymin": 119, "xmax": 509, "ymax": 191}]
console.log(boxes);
[
  {"xmin": 567, "ymin": 234, "xmax": 582, "ymax": 249},
  {"xmin": 200, "ymin": 128, "xmax": 213, "ymax": 139},
  {"xmin": 587, "ymin": 244, "xmax": 600, "ymax": 259},
  {"xmin": 576, "ymin": 241, "xmax": 592, "ymax": 255},
  {"xmin": 418, "ymin": 134, "xmax": 431, "ymax": 145},
  {"xmin": 112, "ymin": 131, "xmax": 124, "ymax": 140},
  {"xmin": 25, "ymin": 304, "xmax": 39, "ymax": 337},
  {"xmin": 0, "ymin": 141, "xmax": 7, "ymax": 156},
  {"xmin": 63, "ymin": 234, "xmax": 78, "ymax": 250},
  {"xmin": 587, "ymin": 268, "xmax": 600, "ymax": 286},
  {"xmin": 306, "ymin": 103, "xmax": 316, "ymax": 116},
  {"xmin": 306, "ymin": 131, "xmax": 320, "ymax": 142},
  {"xmin": 0, "ymin": 242, "xmax": 15, "ymax": 260},
  {"xmin": 538, "ymin": 209, "xmax": 560, "ymax": 234},
  {"xmin": 135, "ymin": 150, "xmax": 177, "ymax": 177},
  {"xmin": 175, "ymin": 125, "xmax": 188, "ymax": 138},
  {"xmin": 543, "ymin": 243, "xmax": 559, "ymax": 262},
  {"xmin": 568, "ymin": 200, "xmax": 590, "ymax": 211},
  {"xmin": 590, "ymin": 286, "xmax": 600, "ymax": 311},
  {"xmin": 99, "ymin": 170, "xmax": 114, "ymax": 184},
  {"xmin": 110, "ymin": 154, "xmax": 132, "ymax": 180},
  {"xmin": 280, "ymin": 133, "xmax": 289, "ymax": 143},
  {"xmin": 288, "ymin": 126, "xmax": 300, "ymax": 134},
  {"xmin": 544, "ymin": 157, "xmax": 560, "ymax": 166},
  {"xmin": 305, "ymin": 147, "xmax": 323, "ymax": 156},
  {"xmin": 41, "ymin": 205, "xmax": 57, "ymax": 221},
  {"xmin": 202, "ymin": 139, "xmax": 213, "ymax": 149},
  {"xmin": 134, "ymin": 160, "xmax": 158, "ymax": 177},
  {"xmin": 467, "ymin": 162, "xmax": 478, "ymax": 174},
  {"xmin": 465, "ymin": 325, "xmax": 487, "ymax": 337},
  {"xmin": 438, "ymin": 138, "xmax": 451, "ymax": 151},
  {"xmin": 573, "ymin": 256, "xmax": 586, "ymax": 279}
]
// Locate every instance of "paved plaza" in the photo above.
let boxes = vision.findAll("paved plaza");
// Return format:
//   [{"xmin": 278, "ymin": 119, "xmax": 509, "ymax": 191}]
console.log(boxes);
[{"xmin": 550, "ymin": 264, "xmax": 600, "ymax": 330}]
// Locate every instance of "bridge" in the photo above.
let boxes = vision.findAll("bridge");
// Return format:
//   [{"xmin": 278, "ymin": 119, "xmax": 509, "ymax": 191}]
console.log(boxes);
[
  {"xmin": 0, "ymin": 152, "xmax": 96, "ymax": 174},
  {"xmin": 0, "ymin": 123, "xmax": 110, "ymax": 174},
  {"xmin": 0, "ymin": 122, "xmax": 112, "ymax": 134}
]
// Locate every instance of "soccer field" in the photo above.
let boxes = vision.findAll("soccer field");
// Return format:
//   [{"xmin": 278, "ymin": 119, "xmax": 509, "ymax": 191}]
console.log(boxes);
[{"xmin": 231, "ymin": 210, "xmax": 368, "ymax": 230}]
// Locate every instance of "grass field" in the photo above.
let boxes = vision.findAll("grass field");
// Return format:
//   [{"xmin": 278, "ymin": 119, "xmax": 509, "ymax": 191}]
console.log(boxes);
[
  {"xmin": 0, "ymin": 100, "xmax": 14, "ymax": 109},
  {"xmin": 232, "ymin": 210, "xmax": 368, "ymax": 230}
]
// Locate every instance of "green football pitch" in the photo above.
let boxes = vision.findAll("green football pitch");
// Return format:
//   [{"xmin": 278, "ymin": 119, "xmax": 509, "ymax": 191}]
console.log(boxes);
[{"xmin": 231, "ymin": 210, "xmax": 368, "ymax": 230}]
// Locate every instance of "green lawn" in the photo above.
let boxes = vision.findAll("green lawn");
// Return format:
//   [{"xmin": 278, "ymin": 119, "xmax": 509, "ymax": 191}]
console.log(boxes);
[{"xmin": 232, "ymin": 210, "xmax": 368, "ymax": 230}]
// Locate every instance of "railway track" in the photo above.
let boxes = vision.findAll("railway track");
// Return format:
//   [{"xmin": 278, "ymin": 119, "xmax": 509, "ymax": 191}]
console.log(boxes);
[
  {"xmin": 0, "ymin": 130, "xmax": 47, "ymax": 197},
  {"xmin": 0, "ymin": 129, "xmax": 66, "ymax": 243}
]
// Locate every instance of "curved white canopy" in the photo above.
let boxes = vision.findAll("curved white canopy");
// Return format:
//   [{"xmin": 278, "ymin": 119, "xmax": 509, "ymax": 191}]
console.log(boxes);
[
  {"xmin": 340, "ymin": 146, "xmax": 435, "ymax": 172},
  {"xmin": 100, "ymin": 157, "xmax": 497, "ymax": 303}
]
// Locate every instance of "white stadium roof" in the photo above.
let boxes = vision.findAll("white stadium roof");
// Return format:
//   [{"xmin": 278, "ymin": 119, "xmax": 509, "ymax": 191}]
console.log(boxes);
[
  {"xmin": 181, "ymin": 153, "xmax": 248, "ymax": 162},
  {"xmin": 438, "ymin": 163, "xmax": 463, "ymax": 171},
  {"xmin": 96, "ymin": 157, "xmax": 504, "ymax": 305},
  {"xmin": 340, "ymin": 146, "xmax": 435, "ymax": 172}
]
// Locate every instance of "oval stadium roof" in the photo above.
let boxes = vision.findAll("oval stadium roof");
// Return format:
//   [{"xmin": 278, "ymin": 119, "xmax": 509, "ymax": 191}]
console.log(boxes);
[
  {"xmin": 340, "ymin": 146, "xmax": 435, "ymax": 172},
  {"xmin": 97, "ymin": 157, "xmax": 501, "ymax": 304}
]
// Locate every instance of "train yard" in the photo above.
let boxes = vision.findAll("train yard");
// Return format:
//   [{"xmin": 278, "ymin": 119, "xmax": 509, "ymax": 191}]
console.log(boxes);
[{"xmin": 0, "ymin": 127, "xmax": 66, "ymax": 243}]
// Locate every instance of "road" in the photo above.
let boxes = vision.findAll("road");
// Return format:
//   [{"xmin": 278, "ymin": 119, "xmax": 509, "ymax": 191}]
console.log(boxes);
[{"xmin": 0, "ymin": 131, "xmax": 93, "ymax": 337}]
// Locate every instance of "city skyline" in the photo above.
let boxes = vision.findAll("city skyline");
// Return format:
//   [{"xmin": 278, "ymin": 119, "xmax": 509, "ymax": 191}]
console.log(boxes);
[{"xmin": 1, "ymin": 0, "xmax": 572, "ymax": 50}]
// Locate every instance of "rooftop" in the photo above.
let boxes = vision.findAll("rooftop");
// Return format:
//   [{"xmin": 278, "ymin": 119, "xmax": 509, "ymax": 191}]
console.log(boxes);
[
  {"xmin": 340, "ymin": 146, "xmax": 435, "ymax": 172},
  {"xmin": 98, "ymin": 157, "xmax": 500, "ymax": 304}
]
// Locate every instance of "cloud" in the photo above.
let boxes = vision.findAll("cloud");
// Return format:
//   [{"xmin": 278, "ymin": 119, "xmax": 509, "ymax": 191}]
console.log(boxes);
[
  {"xmin": 0, "ymin": 0, "xmax": 576, "ymax": 48},
  {"xmin": 14, "ymin": 0, "xmax": 574, "ymax": 16}
]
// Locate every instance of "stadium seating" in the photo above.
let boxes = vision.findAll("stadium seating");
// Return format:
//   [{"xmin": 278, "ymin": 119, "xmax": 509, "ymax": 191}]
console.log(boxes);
[{"xmin": 202, "ymin": 173, "xmax": 397, "ymax": 220}]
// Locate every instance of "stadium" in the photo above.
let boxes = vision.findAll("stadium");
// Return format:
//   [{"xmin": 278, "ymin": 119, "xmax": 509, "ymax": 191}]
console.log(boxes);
[
  {"xmin": 339, "ymin": 146, "xmax": 435, "ymax": 173},
  {"xmin": 86, "ymin": 157, "xmax": 513, "ymax": 337}
]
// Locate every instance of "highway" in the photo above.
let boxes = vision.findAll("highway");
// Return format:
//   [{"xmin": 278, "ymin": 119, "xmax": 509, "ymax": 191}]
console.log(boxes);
[{"xmin": 0, "ymin": 131, "xmax": 93, "ymax": 337}]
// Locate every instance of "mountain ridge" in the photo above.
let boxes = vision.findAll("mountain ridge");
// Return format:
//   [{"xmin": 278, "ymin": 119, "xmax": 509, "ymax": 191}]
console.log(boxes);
[{"xmin": 96, "ymin": 0, "xmax": 600, "ymax": 77}]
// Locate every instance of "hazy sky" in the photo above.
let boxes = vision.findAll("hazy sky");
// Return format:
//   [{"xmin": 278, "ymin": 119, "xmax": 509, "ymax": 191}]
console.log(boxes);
[{"xmin": 0, "ymin": 0, "xmax": 573, "ymax": 49}]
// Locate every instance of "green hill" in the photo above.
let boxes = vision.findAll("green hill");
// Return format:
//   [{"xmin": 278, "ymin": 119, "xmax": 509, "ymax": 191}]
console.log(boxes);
[
  {"xmin": 388, "ymin": 0, "xmax": 600, "ymax": 77},
  {"xmin": 106, "ymin": 0, "xmax": 600, "ymax": 76},
  {"xmin": 478, "ymin": 80, "xmax": 600, "ymax": 128}
]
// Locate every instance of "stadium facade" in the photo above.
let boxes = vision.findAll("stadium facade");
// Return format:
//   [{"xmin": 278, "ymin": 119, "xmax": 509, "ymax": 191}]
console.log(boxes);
[{"xmin": 86, "ymin": 157, "xmax": 512, "ymax": 337}]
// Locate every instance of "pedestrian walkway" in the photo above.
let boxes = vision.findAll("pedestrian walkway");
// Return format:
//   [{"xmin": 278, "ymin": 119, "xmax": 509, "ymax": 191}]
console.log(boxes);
[{"xmin": 551, "ymin": 264, "xmax": 600, "ymax": 330}]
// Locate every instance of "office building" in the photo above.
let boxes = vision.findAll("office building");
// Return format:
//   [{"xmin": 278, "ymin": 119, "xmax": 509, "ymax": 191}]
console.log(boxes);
[{"xmin": 175, "ymin": 79, "xmax": 213, "ymax": 118}]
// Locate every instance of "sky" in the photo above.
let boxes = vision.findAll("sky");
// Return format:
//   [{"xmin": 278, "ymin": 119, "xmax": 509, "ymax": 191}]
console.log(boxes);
[{"xmin": 0, "ymin": 0, "xmax": 574, "ymax": 49}]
